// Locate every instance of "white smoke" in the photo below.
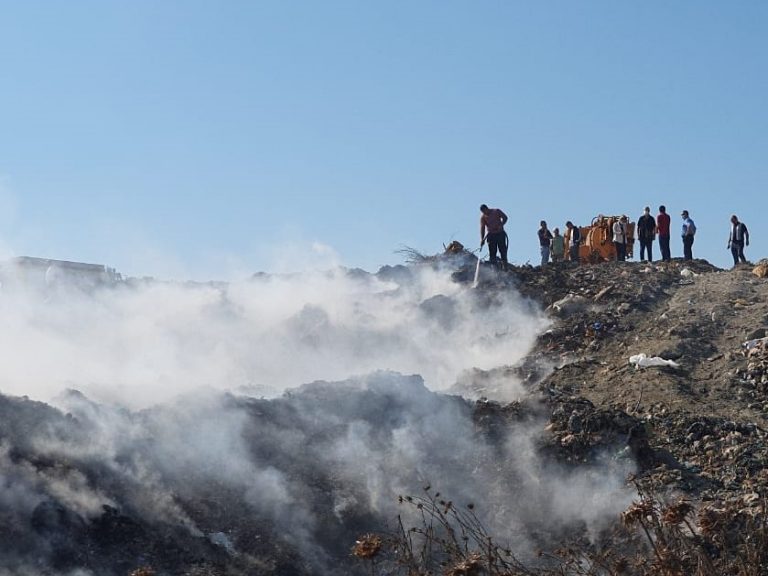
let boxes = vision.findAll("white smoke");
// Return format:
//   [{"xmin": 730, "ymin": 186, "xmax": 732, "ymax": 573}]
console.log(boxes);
[
  {"xmin": 0, "ymin": 257, "xmax": 636, "ymax": 574},
  {"xmin": 0, "ymin": 262, "xmax": 546, "ymax": 407}
]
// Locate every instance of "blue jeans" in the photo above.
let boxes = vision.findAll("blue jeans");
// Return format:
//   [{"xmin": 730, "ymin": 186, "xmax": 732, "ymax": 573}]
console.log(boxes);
[{"xmin": 540, "ymin": 246, "xmax": 550, "ymax": 266}]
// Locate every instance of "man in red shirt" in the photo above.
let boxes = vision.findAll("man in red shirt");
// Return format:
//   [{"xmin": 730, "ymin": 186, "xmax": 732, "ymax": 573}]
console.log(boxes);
[
  {"xmin": 480, "ymin": 204, "xmax": 509, "ymax": 267},
  {"xmin": 656, "ymin": 205, "xmax": 671, "ymax": 261}
]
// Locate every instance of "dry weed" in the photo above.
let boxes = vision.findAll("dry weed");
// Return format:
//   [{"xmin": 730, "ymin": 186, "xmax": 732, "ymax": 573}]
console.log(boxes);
[{"xmin": 354, "ymin": 481, "xmax": 768, "ymax": 576}]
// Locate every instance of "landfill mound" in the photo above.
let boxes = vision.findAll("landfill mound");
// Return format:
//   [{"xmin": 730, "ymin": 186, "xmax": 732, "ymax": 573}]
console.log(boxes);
[
  {"xmin": 397, "ymin": 252, "xmax": 768, "ymax": 575},
  {"xmin": 0, "ymin": 371, "xmax": 633, "ymax": 576},
  {"xmin": 483, "ymin": 257, "xmax": 768, "ymax": 494},
  {"xmin": 1, "ymin": 252, "xmax": 767, "ymax": 575},
  {"xmin": 469, "ymin": 257, "xmax": 768, "ymax": 574}
]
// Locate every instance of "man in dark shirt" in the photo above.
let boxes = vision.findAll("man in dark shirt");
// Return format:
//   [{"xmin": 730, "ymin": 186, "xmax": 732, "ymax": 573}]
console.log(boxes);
[
  {"xmin": 565, "ymin": 221, "xmax": 581, "ymax": 263},
  {"xmin": 480, "ymin": 204, "xmax": 509, "ymax": 267},
  {"xmin": 727, "ymin": 214, "xmax": 750, "ymax": 266},
  {"xmin": 537, "ymin": 220, "xmax": 553, "ymax": 266},
  {"xmin": 656, "ymin": 205, "xmax": 671, "ymax": 261},
  {"xmin": 637, "ymin": 206, "xmax": 656, "ymax": 262}
]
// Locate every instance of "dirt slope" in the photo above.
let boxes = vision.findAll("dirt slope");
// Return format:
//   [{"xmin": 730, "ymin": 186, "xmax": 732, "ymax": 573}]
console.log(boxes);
[
  {"xmin": 486, "ymin": 258, "xmax": 768, "ymax": 511},
  {"xmin": 512, "ymin": 260, "xmax": 768, "ymax": 424}
]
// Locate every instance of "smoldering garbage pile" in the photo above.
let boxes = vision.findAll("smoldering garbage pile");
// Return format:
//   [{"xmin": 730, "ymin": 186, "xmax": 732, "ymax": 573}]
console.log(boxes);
[
  {"xmin": 3, "ymin": 251, "xmax": 768, "ymax": 576},
  {"xmin": 0, "ymin": 372, "xmax": 638, "ymax": 576},
  {"xmin": 510, "ymin": 257, "xmax": 768, "ymax": 575},
  {"xmin": 0, "ymin": 254, "xmax": 639, "ymax": 576}
]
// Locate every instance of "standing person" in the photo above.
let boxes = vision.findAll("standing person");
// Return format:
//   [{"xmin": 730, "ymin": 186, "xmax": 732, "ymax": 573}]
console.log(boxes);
[
  {"xmin": 612, "ymin": 216, "xmax": 628, "ymax": 261},
  {"xmin": 551, "ymin": 227, "xmax": 565, "ymax": 263},
  {"xmin": 565, "ymin": 221, "xmax": 581, "ymax": 263},
  {"xmin": 727, "ymin": 214, "xmax": 750, "ymax": 265},
  {"xmin": 637, "ymin": 206, "xmax": 656, "ymax": 262},
  {"xmin": 537, "ymin": 220, "xmax": 553, "ymax": 266},
  {"xmin": 480, "ymin": 204, "xmax": 509, "ymax": 268},
  {"xmin": 656, "ymin": 205, "xmax": 671, "ymax": 261},
  {"xmin": 681, "ymin": 210, "xmax": 696, "ymax": 260}
]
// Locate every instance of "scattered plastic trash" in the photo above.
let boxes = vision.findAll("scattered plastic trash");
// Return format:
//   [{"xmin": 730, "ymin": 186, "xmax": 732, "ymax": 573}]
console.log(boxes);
[
  {"xmin": 629, "ymin": 353, "xmax": 680, "ymax": 369},
  {"xmin": 547, "ymin": 293, "xmax": 588, "ymax": 315},
  {"xmin": 586, "ymin": 321, "xmax": 606, "ymax": 339},
  {"xmin": 680, "ymin": 268, "xmax": 697, "ymax": 278},
  {"xmin": 743, "ymin": 337, "xmax": 768, "ymax": 351}
]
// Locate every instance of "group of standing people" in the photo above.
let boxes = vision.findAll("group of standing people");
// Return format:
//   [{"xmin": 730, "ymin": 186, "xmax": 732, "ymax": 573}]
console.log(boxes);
[
  {"xmin": 480, "ymin": 203, "xmax": 751, "ymax": 268},
  {"xmin": 630, "ymin": 205, "xmax": 676, "ymax": 262},
  {"xmin": 610, "ymin": 206, "xmax": 749, "ymax": 266},
  {"xmin": 536, "ymin": 221, "xmax": 581, "ymax": 264},
  {"xmin": 591, "ymin": 205, "xmax": 680, "ymax": 264}
]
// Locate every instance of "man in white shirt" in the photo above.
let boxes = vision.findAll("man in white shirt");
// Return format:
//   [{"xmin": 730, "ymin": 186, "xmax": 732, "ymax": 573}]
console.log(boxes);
[
  {"xmin": 565, "ymin": 221, "xmax": 581, "ymax": 263},
  {"xmin": 612, "ymin": 216, "xmax": 628, "ymax": 261},
  {"xmin": 681, "ymin": 210, "xmax": 696, "ymax": 261}
]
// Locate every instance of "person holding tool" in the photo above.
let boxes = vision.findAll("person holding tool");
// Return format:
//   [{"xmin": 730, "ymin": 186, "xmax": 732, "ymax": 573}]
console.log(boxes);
[{"xmin": 480, "ymin": 204, "xmax": 509, "ymax": 268}]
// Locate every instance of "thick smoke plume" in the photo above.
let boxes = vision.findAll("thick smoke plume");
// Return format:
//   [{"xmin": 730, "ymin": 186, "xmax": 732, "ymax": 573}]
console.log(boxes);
[
  {"xmin": 0, "ymin": 261, "xmax": 634, "ymax": 575},
  {"xmin": 0, "ymin": 263, "xmax": 543, "ymax": 406}
]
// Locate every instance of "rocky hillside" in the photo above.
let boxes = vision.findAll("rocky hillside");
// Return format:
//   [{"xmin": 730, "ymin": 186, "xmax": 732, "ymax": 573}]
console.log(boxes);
[{"xmin": 467, "ymin": 257, "xmax": 768, "ymax": 575}]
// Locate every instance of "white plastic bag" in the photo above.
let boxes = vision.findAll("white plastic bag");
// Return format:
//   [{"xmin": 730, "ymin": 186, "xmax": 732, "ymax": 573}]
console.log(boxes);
[{"xmin": 629, "ymin": 353, "xmax": 680, "ymax": 369}]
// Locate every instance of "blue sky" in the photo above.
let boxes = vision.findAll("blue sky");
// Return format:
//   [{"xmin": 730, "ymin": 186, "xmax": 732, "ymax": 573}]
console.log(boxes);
[{"xmin": 1, "ymin": 1, "xmax": 766, "ymax": 279}]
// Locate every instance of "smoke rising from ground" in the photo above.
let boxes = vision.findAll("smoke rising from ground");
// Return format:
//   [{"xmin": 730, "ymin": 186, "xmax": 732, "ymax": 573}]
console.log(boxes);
[
  {"xmin": 0, "ymin": 261, "xmax": 635, "ymax": 574},
  {"xmin": 0, "ymin": 263, "xmax": 545, "ymax": 406}
]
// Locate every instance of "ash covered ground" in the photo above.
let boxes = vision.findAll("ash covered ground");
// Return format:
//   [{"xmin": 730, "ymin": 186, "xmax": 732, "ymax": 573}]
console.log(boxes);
[{"xmin": 1, "ymin": 252, "xmax": 768, "ymax": 575}]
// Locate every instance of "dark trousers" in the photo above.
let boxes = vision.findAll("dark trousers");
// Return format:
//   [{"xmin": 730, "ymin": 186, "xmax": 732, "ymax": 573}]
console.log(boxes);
[
  {"xmin": 614, "ymin": 241, "xmax": 626, "ymax": 261},
  {"xmin": 731, "ymin": 242, "xmax": 746, "ymax": 265},
  {"xmin": 569, "ymin": 244, "xmax": 579, "ymax": 263},
  {"xmin": 487, "ymin": 232, "xmax": 508, "ymax": 265},
  {"xmin": 683, "ymin": 235, "xmax": 694, "ymax": 260},
  {"xmin": 659, "ymin": 235, "xmax": 671, "ymax": 261},
  {"xmin": 639, "ymin": 239, "xmax": 653, "ymax": 261}
]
